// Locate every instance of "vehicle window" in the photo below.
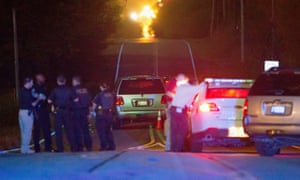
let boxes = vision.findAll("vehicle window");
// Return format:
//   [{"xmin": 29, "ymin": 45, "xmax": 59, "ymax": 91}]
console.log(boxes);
[
  {"xmin": 206, "ymin": 88, "xmax": 250, "ymax": 98},
  {"xmin": 249, "ymin": 74, "xmax": 300, "ymax": 96},
  {"xmin": 119, "ymin": 79, "xmax": 165, "ymax": 94}
]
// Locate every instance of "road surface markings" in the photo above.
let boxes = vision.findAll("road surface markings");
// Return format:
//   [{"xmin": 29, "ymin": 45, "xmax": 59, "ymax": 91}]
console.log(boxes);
[
  {"xmin": 128, "ymin": 125, "xmax": 165, "ymax": 150},
  {"xmin": 88, "ymin": 151, "xmax": 127, "ymax": 173}
]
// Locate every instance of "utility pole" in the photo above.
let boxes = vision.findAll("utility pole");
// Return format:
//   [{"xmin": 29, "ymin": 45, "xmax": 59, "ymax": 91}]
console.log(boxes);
[
  {"xmin": 12, "ymin": 8, "xmax": 19, "ymax": 104},
  {"xmin": 271, "ymin": 0, "xmax": 275, "ymax": 59},
  {"xmin": 240, "ymin": 0, "xmax": 245, "ymax": 63},
  {"xmin": 223, "ymin": 0, "xmax": 226, "ymax": 24},
  {"xmin": 210, "ymin": 0, "xmax": 215, "ymax": 37}
]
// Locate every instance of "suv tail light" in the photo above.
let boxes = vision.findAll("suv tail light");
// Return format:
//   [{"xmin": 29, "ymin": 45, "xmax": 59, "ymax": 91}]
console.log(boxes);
[
  {"xmin": 198, "ymin": 102, "xmax": 220, "ymax": 112},
  {"xmin": 161, "ymin": 95, "xmax": 167, "ymax": 104},
  {"xmin": 242, "ymin": 99, "xmax": 248, "ymax": 120},
  {"xmin": 115, "ymin": 96, "xmax": 124, "ymax": 105}
]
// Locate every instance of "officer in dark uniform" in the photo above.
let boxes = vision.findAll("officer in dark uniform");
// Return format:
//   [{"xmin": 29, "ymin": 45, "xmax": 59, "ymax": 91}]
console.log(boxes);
[
  {"xmin": 48, "ymin": 75, "xmax": 77, "ymax": 152},
  {"xmin": 93, "ymin": 82, "xmax": 116, "ymax": 151},
  {"xmin": 32, "ymin": 73, "xmax": 52, "ymax": 152},
  {"xmin": 71, "ymin": 76, "xmax": 92, "ymax": 151}
]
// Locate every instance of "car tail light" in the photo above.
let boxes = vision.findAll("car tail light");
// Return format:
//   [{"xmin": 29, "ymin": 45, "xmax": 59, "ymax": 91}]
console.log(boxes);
[
  {"xmin": 198, "ymin": 102, "xmax": 220, "ymax": 112},
  {"xmin": 161, "ymin": 95, "xmax": 167, "ymax": 104},
  {"xmin": 242, "ymin": 99, "xmax": 248, "ymax": 120},
  {"xmin": 115, "ymin": 96, "xmax": 124, "ymax": 105}
]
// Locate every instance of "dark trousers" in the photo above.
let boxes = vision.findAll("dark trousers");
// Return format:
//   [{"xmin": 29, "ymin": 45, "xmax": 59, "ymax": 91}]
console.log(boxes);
[
  {"xmin": 54, "ymin": 109, "xmax": 75, "ymax": 152},
  {"xmin": 33, "ymin": 108, "xmax": 52, "ymax": 152},
  {"xmin": 170, "ymin": 107, "xmax": 188, "ymax": 152},
  {"xmin": 95, "ymin": 112, "xmax": 115, "ymax": 150},
  {"xmin": 72, "ymin": 109, "xmax": 92, "ymax": 151}
]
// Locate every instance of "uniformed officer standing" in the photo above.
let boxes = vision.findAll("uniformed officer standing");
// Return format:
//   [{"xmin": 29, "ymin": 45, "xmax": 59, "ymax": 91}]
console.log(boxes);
[
  {"xmin": 164, "ymin": 77, "xmax": 177, "ymax": 151},
  {"xmin": 164, "ymin": 74, "xmax": 187, "ymax": 151},
  {"xmin": 18, "ymin": 77, "xmax": 42, "ymax": 154},
  {"xmin": 32, "ymin": 73, "xmax": 52, "ymax": 152},
  {"xmin": 93, "ymin": 82, "xmax": 116, "ymax": 151},
  {"xmin": 170, "ymin": 75, "xmax": 202, "ymax": 152},
  {"xmin": 71, "ymin": 76, "xmax": 92, "ymax": 151},
  {"xmin": 48, "ymin": 75, "xmax": 77, "ymax": 152}
]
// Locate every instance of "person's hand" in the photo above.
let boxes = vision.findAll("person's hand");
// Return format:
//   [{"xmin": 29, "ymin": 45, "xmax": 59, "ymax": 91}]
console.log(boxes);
[{"xmin": 39, "ymin": 93, "xmax": 47, "ymax": 100}]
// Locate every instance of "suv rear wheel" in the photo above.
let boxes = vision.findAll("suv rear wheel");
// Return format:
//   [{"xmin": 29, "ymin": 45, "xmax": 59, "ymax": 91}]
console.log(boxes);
[{"xmin": 254, "ymin": 138, "xmax": 280, "ymax": 156}]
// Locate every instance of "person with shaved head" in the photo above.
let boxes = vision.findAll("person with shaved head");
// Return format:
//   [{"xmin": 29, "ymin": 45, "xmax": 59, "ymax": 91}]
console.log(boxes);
[{"xmin": 32, "ymin": 73, "xmax": 52, "ymax": 152}]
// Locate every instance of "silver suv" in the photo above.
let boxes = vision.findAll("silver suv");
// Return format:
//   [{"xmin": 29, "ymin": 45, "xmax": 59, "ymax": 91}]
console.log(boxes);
[
  {"xmin": 244, "ymin": 67, "xmax": 300, "ymax": 156},
  {"xmin": 114, "ymin": 75, "xmax": 167, "ymax": 126}
]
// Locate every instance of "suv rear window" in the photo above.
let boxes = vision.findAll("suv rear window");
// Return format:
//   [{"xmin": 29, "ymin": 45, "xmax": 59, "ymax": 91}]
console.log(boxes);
[
  {"xmin": 119, "ymin": 79, "xmax": 165, "ymax": 94},
  {"xmin": 249, "ymin": 73, "xmax": 300, "ymax": 96}
]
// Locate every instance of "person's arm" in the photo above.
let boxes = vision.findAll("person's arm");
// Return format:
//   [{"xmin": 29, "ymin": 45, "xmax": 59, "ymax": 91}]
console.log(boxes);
[
  {"xmin": 47, "ymin": 89, "xmax": 55, "ymax": 104},
  {"xmin": 32, "ymin": 96, "xmax": 42, "ymax": 107},
  {"xmin": 185, "ymin": 84, "xmax": 204, "ymax": 107}
]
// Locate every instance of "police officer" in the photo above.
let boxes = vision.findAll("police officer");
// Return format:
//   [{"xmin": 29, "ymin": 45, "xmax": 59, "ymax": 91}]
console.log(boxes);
[
  {"xmin": 71, "ymin": 76, "xmax": 92, "ymax": 151},
  {"xmin": 19, "ymin": 77, "xmax": 42, "ymax": 154},
  {"xmin": 32, "ymin": 73, "xmax": 52, "ymax": 152},
  {"xmin": 164, "ymin": 74, "xmax": 186, "ymax": 151},
  {"xmin": 170, "ymin": 74, "xmax": 202, "ymax": 152},
  {"xmin": 48, "ymin": 75, "xmax": 77, "ymax": 152},
  {"xmin": 93, "ymin": 82, "xmax": 116, "ymax": 151}
]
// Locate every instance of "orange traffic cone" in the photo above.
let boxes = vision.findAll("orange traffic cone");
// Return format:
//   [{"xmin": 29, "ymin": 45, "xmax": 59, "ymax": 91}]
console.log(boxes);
[{"xmin": 156, "ymin": 110, "xmax": 163, "ymax": 129}]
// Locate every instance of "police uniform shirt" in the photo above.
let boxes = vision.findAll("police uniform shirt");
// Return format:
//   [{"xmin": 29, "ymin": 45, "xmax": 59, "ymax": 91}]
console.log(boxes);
[
  {"xmin": 94, "ymin": 90, "xmax": 114, "ymax": 110},
  {"xmin": 32, "ymin": 84, "xmax": 48, "ymax": 109},
  {"xmin": 72, "ymin": 85, "xmax": 92, "ymax": 109},
  {"xmin": 19, "ymin": 87, "xmax": 35, "ymax": 110},
  {"xmin": 171, "ymin": 83, "xmax": 203, "ymax": 108},
  {"xmin": 49, "ymin": 85, "xmax": 76, "ymax": 108}
]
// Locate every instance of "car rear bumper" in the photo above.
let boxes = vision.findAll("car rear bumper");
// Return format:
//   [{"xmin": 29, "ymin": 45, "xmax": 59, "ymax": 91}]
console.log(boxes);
[
  {"xmin": 190, "ymin": 129, "xmax": 249, "ymax": 146},
  {"xmin": 191, "ymin": 128, "xmax": 248, "ymax": 139},
  {"xmin": 244, "ymin": 124, "xmax": 300, "ymax": 136},
  {"xmin": 116, "ymin": 110, "xmax": 166, "ymax": 120}
]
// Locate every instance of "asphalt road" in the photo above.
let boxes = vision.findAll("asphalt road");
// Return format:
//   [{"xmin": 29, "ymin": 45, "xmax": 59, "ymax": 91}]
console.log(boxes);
[
  {"xmin": 1, "ymin": 121, "xmax": 300, "ymax": 179},
  {"xmin": 1, "ymin": 142, "xmax": 300, "ymax": 179}
]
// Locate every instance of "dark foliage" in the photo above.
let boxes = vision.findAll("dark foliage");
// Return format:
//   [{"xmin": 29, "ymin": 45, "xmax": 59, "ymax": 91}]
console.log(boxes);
[{"xmin": 0, "ymin": 0, "xmax": 121, "ymax": 87}]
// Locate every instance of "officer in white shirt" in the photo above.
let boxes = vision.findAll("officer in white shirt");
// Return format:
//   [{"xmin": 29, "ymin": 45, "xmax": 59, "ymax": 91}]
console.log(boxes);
[{"xmin": 170, "ymin": 75, "xmax": 202, "ymax": 152}]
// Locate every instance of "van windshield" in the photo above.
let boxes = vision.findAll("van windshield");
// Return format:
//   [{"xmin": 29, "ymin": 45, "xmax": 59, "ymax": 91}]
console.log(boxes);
[
  {"xmin": 119, "ymin": 79, "xmax": 165, "ymax": 94},
  {"xmin": 249, "ymin": 73, "xmax": 300, "ymax": 96}
]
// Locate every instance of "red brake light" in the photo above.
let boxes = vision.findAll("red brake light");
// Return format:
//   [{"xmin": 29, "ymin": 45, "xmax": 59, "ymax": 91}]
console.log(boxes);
[
  {"xmin": 115, "ymin": 96, "xmax": 124, "ymax": 105},
  {"xmin": 199, "ymin": 102, "xmax": 220, "ymax": 112},
  {"xmin": 242, "ymin": 99, "xmax": 248, "ymax": 120},
  {"xmin": 161, "ymin": 95, "xmax": 167, "ymax": 104},
  {"xmin": 206, "ymin": 88, "xmax": 249, "ymax": 98}
]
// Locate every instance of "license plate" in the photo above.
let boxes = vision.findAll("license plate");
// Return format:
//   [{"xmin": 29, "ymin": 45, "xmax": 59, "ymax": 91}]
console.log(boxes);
[
  {"xmin": 271, "ymin": 106, "xmax": 285, "ymax": 114},
  {"xmin": 137, "ymin": 100, "xmax": 148, "ymax": 106}
]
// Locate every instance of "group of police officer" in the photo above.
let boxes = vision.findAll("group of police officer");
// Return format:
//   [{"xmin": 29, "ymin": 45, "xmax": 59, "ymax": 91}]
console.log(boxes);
[{"xmin": 18, "ymin": 73, "xmax": 115, "ymax": 153}]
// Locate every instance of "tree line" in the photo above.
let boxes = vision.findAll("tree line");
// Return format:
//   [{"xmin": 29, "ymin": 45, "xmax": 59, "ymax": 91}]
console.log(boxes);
[{"xmin": 0, "ymin": 0, "xmax": 122, "ymax": 87}]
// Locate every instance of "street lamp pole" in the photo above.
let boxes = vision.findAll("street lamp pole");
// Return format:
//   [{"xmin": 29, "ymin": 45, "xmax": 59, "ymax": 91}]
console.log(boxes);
[
  {"xmin": 12, "ymin": 8, "xmax": 19, "ymax": 104},
  {"xmin": 240, "ymin": 0, "xmax": 245, "ymax": 63}
]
